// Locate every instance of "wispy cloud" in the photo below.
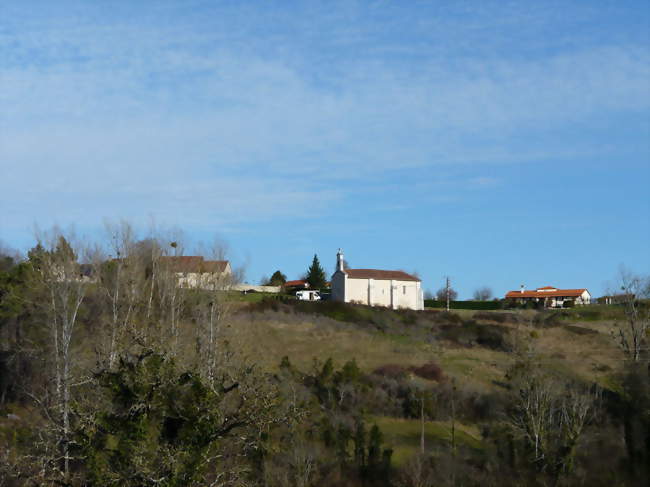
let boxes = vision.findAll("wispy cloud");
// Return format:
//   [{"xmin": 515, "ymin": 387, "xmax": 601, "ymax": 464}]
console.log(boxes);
[
  {"xmin": 467, "ymin": 177, "xmax": 500, "ymax": 188},
  {"xmin": 1, "ymin": 1, "xmax": 648, "ymax": 237}
]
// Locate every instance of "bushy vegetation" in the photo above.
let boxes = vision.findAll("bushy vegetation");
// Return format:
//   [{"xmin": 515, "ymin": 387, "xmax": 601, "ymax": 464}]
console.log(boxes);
[
  {"xmin": 425, "ymin": 299, "xmax": 502, "ymax": 310},
  {"xmin": 439, "ymin": 321, "xmax": 513, "ymax": 352}
]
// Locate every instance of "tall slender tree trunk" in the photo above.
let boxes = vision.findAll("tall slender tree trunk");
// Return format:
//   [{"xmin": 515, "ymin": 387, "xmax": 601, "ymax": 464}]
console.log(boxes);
[
  {"xmin": 50, "ymin": 289, "xmax": 62, "ymax": 403},
  {"xmin": 208, "ymin": 301, "xmax": 215, "ymax": 381},
  {"xmin": 420, "ymin": 397, "xmax": 425, "ymax": 454},
  {"xmin": 109, "ymin": 263, "xmax": 120, "ymax": 367}
]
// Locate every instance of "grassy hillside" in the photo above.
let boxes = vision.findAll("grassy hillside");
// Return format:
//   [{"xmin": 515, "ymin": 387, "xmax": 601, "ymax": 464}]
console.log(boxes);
[
  {"xmin": 372, "ymin": 416, "xmax": 483, "ymax": 466},
  {"xmin": 221, "ymin": 300, "xmax": 628, "ymax": 469},
  {"xmin": 1, "ymin": 283, "xmax": 638, "ymax": 486},
  {"xmin": 226, "ymin": 300, "xmax": 625, "ymax": 389}
]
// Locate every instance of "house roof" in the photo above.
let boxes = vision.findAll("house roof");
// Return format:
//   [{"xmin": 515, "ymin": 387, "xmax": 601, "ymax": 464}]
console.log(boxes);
[
  {"xmin": 202, "ymin": 261, "xmax": 230, "ymax": 273},
  {"xmin": 344, "ymin": 269, "xmax": 420, "ymax": 282},
  {"xmin": 285, "ymin": 279, "xmax": 309, "ymax": 288},
  {"xmin": 505, "ymin": 287, "xmax": 588, "ymax": 299},
  {"xmin": 159, "ymin": 256, "xmax": 229, "ymax": 273}
]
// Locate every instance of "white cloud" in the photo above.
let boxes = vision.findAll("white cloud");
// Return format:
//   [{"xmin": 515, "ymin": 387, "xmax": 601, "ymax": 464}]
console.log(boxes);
[{"xmin": 1, "ymin": 1, "xmax": 648, "ymax": 236}]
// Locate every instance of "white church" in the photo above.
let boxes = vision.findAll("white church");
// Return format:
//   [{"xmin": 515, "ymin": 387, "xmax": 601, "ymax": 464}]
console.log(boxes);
[{"xmin": 331, "ymin": 249, "xmax": 424, "ymax": 310}]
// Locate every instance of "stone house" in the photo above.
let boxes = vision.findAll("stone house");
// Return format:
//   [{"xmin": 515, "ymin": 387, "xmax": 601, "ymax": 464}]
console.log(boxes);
[{"xmin": 159, "ymin": 256, "xmax": 232, "ymax": 290}]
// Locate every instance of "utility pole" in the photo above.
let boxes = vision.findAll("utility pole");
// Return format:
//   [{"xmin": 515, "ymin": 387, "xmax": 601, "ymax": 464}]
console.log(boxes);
[{"xmin": 446, "ymin": 276, "xmax": 451, "ymax": 312}]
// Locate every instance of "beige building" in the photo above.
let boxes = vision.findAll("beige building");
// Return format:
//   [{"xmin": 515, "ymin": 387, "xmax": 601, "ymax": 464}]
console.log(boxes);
[
  {"xmin": 331, "ymin": 250, "xmax": 424, "ymax": 310},
  {"xmin": 159, "ymin": 256, "xmax": 232, "ymax": 290}
]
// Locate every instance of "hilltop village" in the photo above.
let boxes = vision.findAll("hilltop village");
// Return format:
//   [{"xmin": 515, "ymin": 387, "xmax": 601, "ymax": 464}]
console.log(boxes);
[
  {"xmin": 153, "ymin": 248, "xmax": 602, "ymax": 312},
  {"xmin": 0, "ymin": 232, "xmax": 647, "ymax": 487}
]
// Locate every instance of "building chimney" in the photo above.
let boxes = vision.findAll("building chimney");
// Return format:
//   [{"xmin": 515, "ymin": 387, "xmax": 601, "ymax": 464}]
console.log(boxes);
[
  {"xmin": 520, "ymin": 284, "xmax": 525, "ymax": 294},
  {"xmin": 337, "ymin": 248, "xmax": 344, "ymax": 272}
]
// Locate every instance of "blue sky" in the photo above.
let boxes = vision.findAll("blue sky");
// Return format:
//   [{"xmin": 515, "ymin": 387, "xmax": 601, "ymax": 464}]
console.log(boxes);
[{"xmin": 1, "ymin": 0, "xmax": 649, "ymax": 298}]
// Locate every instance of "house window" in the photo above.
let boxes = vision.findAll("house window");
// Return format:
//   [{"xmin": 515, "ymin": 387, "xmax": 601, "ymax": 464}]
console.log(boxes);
[{"xmin": 403, "ymin": 286, "xmax": 406, "ymax": 295}]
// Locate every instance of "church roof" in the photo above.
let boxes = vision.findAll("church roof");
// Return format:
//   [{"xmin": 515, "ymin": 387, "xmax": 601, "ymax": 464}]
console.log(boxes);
[{"xmin": 344, "ymin": 269, "xmax": 420, "ymax": 282}]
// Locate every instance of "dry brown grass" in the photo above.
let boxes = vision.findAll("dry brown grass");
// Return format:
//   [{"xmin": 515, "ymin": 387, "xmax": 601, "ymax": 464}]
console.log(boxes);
[
  {"xmin": 224, "ymin": 310, "xmax": 439, "ymax": 372},
  {"xmin": 529, "ymin": 321, "xmax": 624, "ymax": 386},
  {"xmin": 219, "ymin": 307, "xmax": 625, "ymax": 392}
]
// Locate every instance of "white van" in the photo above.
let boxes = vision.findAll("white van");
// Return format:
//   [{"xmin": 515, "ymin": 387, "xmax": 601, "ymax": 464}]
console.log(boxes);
[{"xmin": 295, "ymin": 290, "xmax": 321, "ymax": 301}]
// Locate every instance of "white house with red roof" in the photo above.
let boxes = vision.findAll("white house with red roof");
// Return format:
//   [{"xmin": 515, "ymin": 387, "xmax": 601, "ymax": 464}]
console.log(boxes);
[
  {"xmin": 331, "ymin": 249, "xmax": 424, "ymax": 310},
  {"xmin": 505, "ymin": 285, "xmax": 591, "ymax": 308},
  {"xmin": 284, "ymin": 279, "xmax": 310, "ymax": 290}
]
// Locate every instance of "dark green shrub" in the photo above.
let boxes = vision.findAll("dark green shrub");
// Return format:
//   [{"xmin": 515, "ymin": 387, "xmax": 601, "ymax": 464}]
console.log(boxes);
[
  {"xmin": 473, "ymin": 311, "xmax": 521, "ymax": 324},
  {"xmin": 373, "ymin": 364, "xmax": 409, "ymax": 379},
  {"xmin": 425, "ymin": 300, "xmax": 502, "ymax": 310},
  {"xmin": 439, "ymin": 321, "xmax": 512, "ymax": 352},
  {"xmin": 430, "ymin": 310, "xmax": 464, "ymax": 325},
  {"xmin": 73, "ymin": 350, "xmax": 280, "ymax": 486}
]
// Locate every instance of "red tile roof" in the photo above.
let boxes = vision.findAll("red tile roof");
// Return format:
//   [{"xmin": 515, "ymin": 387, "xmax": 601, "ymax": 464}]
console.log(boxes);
[
  {"xmin": 285, "ymin": 279, "xmax": 309, "ymax": 288},
  {"xmin": 344, "ymin": 269, "xmax": 420, "ymax": 282},
  {"xmin": 505, "ymin": 288, "xmax": 588, "ymax": 299},
  {"xmin": 159, "ymin": 256, "xmax": 229, "ymax": 273},
  {"xmin": 201, "ymin": 261, "xmax": 229, "ymax": 273}
]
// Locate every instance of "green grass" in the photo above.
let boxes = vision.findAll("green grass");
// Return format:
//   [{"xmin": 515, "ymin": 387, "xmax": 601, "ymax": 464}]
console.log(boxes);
[
  {"xmin": 384, "ymin": 332, "xmax": 420, "ymax": 345},
  {"xmin": 225, "ymin": 291, "xmax": 287, "ymax": 303},
  {"xmin": 222, "ymin": 301, "xmax": 626, "ymax": 394},
  {"xmin": 226, "ymin": 316, "xmax": 442, "ymax": 374},
  {"xmin": 371, "ymin": 416, "xmax": 482, "ymax": 466}
]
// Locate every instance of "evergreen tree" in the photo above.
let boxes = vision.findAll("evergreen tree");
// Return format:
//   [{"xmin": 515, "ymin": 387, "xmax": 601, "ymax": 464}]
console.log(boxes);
[
  {"xmin": 336, "ymin": 424, "xmax": 351, "ymax": 465},
  {"xmin": 74, "ymin": 349, "xmax": 281, "ymax": 485},
  {"xmin": 353, "ymin": 419, "xmax": 366, "ymax": 468},
  {"xmin": 367, "ymin": 424, "xmax": 383, "ymax": 469},
  {"xmin": 267, "ymin": 270, "xmax": 287, "ymax": 286},
  {"xmin": 306, "ymin": 254, "xmax": 327, "ymax": 289}
]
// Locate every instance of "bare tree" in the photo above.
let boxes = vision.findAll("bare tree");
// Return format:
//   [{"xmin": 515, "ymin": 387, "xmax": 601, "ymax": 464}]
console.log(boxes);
[
  {"xmin": 98, "ymin": 220, "xmax": 146, "ymax": 367},
  {"xmin": 144, "ymin": 239, "xmax": 162, "ymax": 324},
  {"xmin": 191, "ymin": 239, "xmax": 238, "ymax": 382},
  {"xmin": 611, "ymin": 267, "xmax": 650, "ymax": 362},
  {"xmin": 194, "ymin": 295, "xmax": 228, "ymax": 383},
  {"xmin": 31, "ymin": 228, "xmax": 91, "ymax": 480},
  {"xmin": 156, "ymin": 245, "xmax": 185, "ymax": 356},
  {"xmin": 507, "ymin": 357, "xmax": 600, "ymax": 483},
  {"xmin": 436, "ymin": 277, "xmax": 458, "ymax": 310},
  {"xmin": 0, "ymin": 240, "xmax": 21, "ymax": 271},
  {"xmin": 287, "ymin": 440, "xmax": 319, "ymax": 487},
  {"xmin": 399, "ymin": 453, "xmax": 436, "ymax": 487},
  {"xmin": 139, "ymin": 228, "xmax": 188, "ymax": 355},
  {"xmin": 472, "ymin": 286, "xmax": 493, "ymax": 301},
  {"xmin": 509, "ymin": 366, "xmax": 556, "ymax": 465}
]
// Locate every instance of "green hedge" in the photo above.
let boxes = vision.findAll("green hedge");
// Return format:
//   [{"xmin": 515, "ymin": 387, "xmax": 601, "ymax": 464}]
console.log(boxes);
[{"xmin": 424, "ymin": 300, "xmax": 502, "ymax": 310}]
